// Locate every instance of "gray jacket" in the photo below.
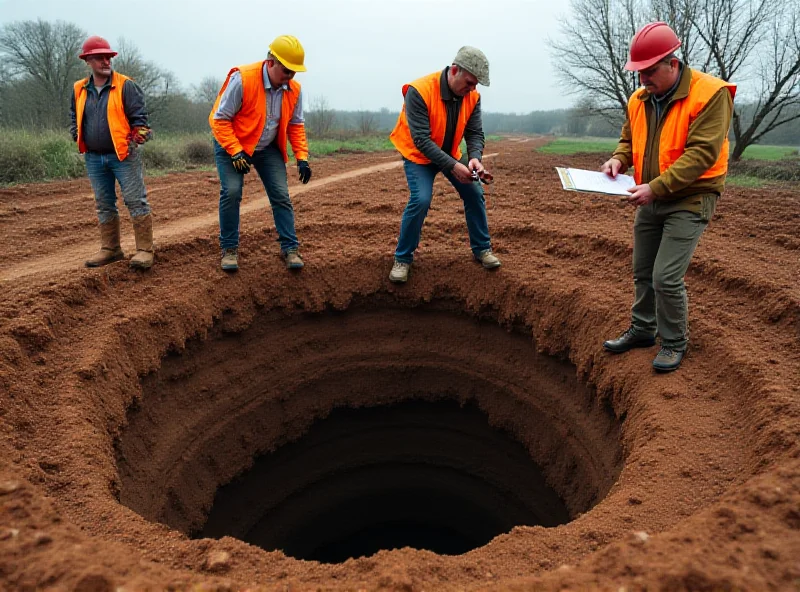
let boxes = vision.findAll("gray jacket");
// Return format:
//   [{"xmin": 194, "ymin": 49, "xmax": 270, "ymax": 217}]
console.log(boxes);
[
  {"xmin": 404, "ymin": 68, "xmax": 484, "ymax": 172},
  {"xmin": 70, "ymin": 72, "xmax": 148, "ymax": 154}
]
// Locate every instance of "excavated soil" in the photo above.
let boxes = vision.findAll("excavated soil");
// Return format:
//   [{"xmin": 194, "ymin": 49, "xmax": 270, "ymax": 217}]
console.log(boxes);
[{"xmin": 1, "ymin": 138, "xmax": 799, "ymax": 591}]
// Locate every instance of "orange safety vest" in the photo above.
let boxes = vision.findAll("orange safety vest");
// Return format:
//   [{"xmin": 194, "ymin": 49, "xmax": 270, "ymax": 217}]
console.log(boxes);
[
  {"xmin": 74, "ymin": 71, "xmax": 133, "ymax": 161},
  {"xmin": 209, "ymin": 61, "xmax": 309, "ymax": 162},
  {"xmin": 390, "ymin": 71, "xmax": 479, "ymax": 164},
  {"xmin": 629, "ymin": 69, "xmax": 736, "ymax": 184}
]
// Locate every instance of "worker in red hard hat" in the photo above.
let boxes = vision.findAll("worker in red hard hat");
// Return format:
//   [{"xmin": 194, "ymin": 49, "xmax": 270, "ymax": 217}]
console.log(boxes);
[
  {"xmin": 70, "ymin": 36, "xmax": 155, "ymax": 270},
  {"xmin": 600, "ymin": 22, "xmax": 737, "ymax": 372}
]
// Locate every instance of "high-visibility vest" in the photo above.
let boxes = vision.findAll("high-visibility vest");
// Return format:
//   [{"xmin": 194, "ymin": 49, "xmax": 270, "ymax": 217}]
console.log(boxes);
[
  {"xmin": 390, "ymin": 71, "xmax": 479, "ymax": 164},
  {"xmin": 629, "ymin": 69, "xmax": 736, "ymax": 184},
  {"xmin": 209, "ymin": 61, "xmax": 308, "ymax": 162},
  {"xmin": 74, "ymin": 71, "xmax": 133, "ymax": 161}
]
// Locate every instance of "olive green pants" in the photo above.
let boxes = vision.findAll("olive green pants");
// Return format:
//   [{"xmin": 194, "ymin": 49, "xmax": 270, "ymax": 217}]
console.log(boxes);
[{"xmin": 630, "ymin": 203, "xmax": 711, "ymax": 351}]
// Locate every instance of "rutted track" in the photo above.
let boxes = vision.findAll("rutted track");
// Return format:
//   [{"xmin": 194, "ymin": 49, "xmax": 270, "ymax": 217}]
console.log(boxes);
[{"xmin": 0, "ymin": 139, "xmax": 798, "ymax": 591}]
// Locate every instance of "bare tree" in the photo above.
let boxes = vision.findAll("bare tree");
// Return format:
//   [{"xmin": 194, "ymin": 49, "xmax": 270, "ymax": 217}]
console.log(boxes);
[
  {"xmin": 192, "ymin": 76, "xmax": 223, "ymax": 104},
  {"xmin": 114, "ymin": 37, "xmax": 179, "ymax": 116},
  {"xmin": 114, "ymin": 37, "xmax": 169, "ymax": 94},
  {"xmin": 357, "ymin": 109, "xmax": 377, "ymax": 135},
  {"xmin": 547, "ymin": 0, "xmax": 642, "ymax": 124},
  {"xmin": 0, "ymin": 19, "xmax": 86, "ymax": 127},
  {"xmin": 306, "ymin": 94, "xmax": 336, "ymax": 138},
  {"xmin": 650, "ymin": 0, "xmax": 702, "ymax": 65},
  {"xmin": 691, "ymin": 0, "xmax": 774, "ymax": 79},
  {"xmin": 550, "ymin": 0, "xmax": 800, "ymax": 159},
  {"xmin": 694, "ymin": 0, "xmax": 800, "ymax": 159}
]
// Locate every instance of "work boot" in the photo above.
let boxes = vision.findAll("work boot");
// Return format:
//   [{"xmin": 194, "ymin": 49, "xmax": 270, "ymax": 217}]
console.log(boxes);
[
  {"xmin": 652, "ymin": 347, "xmax": 685, "ymax": 372},
  {"xmin": 221, "ymin": 248, "xmax": 239, "ymax": 271},
  {"xmin": 85, "ymin": 217, "xmax": 124, "ymax": 267},
  {"xmin": 476, "ymin": 249, "xmax": 501, "ymax": 269},
  {"xmin": 283, "ymin": 248, "xmax": 304, "ymax": 270},
  {"xmin": 602, "ymin": 327, "xmax": 657, "ymax": 353},
  {"xmin": 389, "ymin": 260, "xmax": 410, "ymax": 283},
  {"xmin": 130, "ymin": 214, "xmax": 154, "ymax": 269}
]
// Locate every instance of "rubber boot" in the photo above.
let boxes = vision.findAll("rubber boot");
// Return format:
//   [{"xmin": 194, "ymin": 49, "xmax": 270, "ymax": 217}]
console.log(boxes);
[
  {"xmin": 130, "ymin": 214, "xmax": 154, "ymax": 269},
  {"xmin": 85, "ymin": 217, "xmax": 124, "ymax": 268}
]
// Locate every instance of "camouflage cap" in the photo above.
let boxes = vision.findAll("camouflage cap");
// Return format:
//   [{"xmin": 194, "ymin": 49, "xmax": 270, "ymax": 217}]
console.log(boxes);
[{"xmin": 452, "ymin": 46, "xmax": 490, "ymax": 87}]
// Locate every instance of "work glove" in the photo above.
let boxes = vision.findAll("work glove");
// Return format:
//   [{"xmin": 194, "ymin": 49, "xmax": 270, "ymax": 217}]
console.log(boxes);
[
  {"xmin": 298, "ymin": 160, "xmax": 312, "ymax": 184},
  {"xmin": 129, "ymin": 126, "xmax": 152, "ymax": 144},
  {"xmin": 231, "ymin": 151, "xmax": 252, "ymax": 174}
]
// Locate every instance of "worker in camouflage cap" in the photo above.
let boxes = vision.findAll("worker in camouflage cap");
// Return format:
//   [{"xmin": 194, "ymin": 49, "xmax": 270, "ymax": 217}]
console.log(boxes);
[
  {"xmin": 388, "ymin": 45, "xmax": 498, "ymax": 283},
  {"xmin": 452, "ymin": 46, "xmax": 490, "ymax": 86}
]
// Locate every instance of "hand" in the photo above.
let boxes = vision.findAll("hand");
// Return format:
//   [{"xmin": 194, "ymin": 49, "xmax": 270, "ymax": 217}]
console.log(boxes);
[
  {"xmin": 231, "ymin": 151, "xmax": 252, "ymax": 174},
  {"xmin": 626, "ymin": 183, "xmax": 656, "ymax": 207},
  {"xmin": 600, "ymin": 157, "xmax": 626, "ymax": 178},
  {"xmin": 452, "ymin": 162, "xmax": 474, "ymax": 184},
  {"xmin": 468, "ymin": 158, "xmax": 485, "ymax": 177},
  {"xmin": 130, "ymin": 126, "xmax": 152, "ymax": 144},
  {"xmin": 298, "ymin": 160, "xmax": 312, "ymax": 184}
]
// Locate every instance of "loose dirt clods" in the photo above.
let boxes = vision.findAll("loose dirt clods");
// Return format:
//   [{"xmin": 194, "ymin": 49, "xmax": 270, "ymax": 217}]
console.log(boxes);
[{"xmin": 1, "ymin": 139, "xmax": 799, "ymax": 590}]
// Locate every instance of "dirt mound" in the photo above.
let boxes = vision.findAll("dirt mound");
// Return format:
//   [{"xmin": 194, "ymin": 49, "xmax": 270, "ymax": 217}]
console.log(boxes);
[{"xmin": 1, "ymin": 139, "xmax": 799, "ymax": 591}]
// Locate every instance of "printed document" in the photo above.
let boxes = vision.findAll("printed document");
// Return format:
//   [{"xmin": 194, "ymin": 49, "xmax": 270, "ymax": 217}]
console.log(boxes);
[{"xmin": 556, "ymin": 167, "xmax": 636, "ymax": 196}]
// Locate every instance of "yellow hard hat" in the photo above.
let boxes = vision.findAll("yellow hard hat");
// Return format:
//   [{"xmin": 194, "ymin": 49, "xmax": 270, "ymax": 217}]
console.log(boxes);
[{"xmin": 268, "ymin": 35, "xmax": 307, "ymax": 72}]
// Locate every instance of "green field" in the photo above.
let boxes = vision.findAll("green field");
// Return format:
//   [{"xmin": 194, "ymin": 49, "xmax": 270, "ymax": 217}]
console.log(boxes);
[
  {"xmin": 738, "ymin": 144, "xmax": 799, "ymax": 160},
  {"xmin": 298, "ymin": 136, "xmax": 394, "ymax": 156},
  {"xmin": 537, "ymin": 137, "xmax": 619, "ymax": 155},
  {"xmin": 537, "ymin": 136, "xmax": 799, "ymax": 161},
  {"xmin": 725, "ymin": 175, "xmax": 768, "ymax": 188}
]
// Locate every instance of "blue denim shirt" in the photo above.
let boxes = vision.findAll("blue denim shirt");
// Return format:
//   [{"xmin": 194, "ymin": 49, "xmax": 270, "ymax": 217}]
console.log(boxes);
[{"xmin": 213, "ymin": 62, "xmax": 304, "ymax": 152}]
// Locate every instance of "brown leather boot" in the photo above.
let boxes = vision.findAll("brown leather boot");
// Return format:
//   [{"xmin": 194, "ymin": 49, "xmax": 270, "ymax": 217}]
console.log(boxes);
[
  {"xmin": 130, "ymin": 214, "xmax": 154, "ymax": 269},
  {"xmin": 85, "ymin": 217, "xmax": 124, "ymax": 267}
]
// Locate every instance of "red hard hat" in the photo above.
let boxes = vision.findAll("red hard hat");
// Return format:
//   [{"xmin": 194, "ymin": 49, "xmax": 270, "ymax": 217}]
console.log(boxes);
[
  {"xmin": 625, "ymin": 22, "xmax": 681, "ymax": 71},
  {"xmin": 79, "ymin": 36, "xmax": 118, "ymax": 60}
]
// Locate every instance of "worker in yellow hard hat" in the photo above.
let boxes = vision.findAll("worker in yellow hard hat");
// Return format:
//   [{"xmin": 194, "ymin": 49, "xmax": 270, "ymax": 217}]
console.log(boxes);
[{"xmin": 209, "ymin": 35, "xmax": 311, "ymax": 272}]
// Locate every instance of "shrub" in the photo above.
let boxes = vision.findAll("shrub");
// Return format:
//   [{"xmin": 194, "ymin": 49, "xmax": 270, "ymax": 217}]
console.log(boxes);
[
  {"xmin": 728, "ymin": 159, "xmax": 800, "ymax": 182},
  {"xmin": 0, "ymin": 134, "xmax": 48, "ymax": 183},
  {"xmin": 40, "ymin": 138, "xmax": 85, "ymax": 179},
  {"xmin": 181, "ymin": 140, "xmax": 214, "ymax": 164},
  {"xmin": 141, "ymin": 142, "xmax": 176, "ymax": 169}
]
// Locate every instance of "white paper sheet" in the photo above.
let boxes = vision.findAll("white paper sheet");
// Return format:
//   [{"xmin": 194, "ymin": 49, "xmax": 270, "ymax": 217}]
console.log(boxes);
[{"xmin": 555, "ymin": 167, "xmax": 636, "ymax": 196}]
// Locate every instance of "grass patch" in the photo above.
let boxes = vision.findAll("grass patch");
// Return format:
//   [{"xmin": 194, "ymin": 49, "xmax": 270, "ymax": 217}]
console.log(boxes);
[
  {"xmin": 538, "ymin": 137, "xmax": 800, "ymax": 163},
  {"xmin": 0, "ymin": 129, "xmax": 84, "ymax": 183},
  {"xmin": 537, "ymin": 136, "xmax": 619, "ymax": 155},
  {"xmin": 726, "ymin": 174, "xmax": 767, "ymax": 188},
  {"xmin": 738, "ymin": 144, "xmax": 799, "ymax": 161},
  {"xmin": 301, "ymin": 136, "xmax": 395, "ymax": 157},
  {"xmin": 0, "ymin": 129, "xmax": 400, "ymax": 185}
]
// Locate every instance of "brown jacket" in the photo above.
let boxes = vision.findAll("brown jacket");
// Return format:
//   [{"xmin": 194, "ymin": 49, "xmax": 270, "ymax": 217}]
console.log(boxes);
[{"xmin": 612, "ymin": 65, "xmax": 734, "ymax": 216}]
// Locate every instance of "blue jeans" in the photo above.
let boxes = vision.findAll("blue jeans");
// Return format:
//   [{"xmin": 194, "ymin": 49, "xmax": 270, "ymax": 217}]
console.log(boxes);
[
  {"xmin": 84, "ymin": 147, "xmax": 150, "ymax": 224},
  {"xmin": 214, "ymin": 140, "xmax": 298, "ymax": 252},
  {"xmin": 394, "ymin": 158, "xmax": 492, "ymax": 263}
]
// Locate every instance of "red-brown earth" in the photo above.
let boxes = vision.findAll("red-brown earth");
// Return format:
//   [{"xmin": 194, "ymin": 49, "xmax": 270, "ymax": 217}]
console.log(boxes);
[{"xmin": 1, "ymin": 138, "xmax": 799, "ymax": 591}]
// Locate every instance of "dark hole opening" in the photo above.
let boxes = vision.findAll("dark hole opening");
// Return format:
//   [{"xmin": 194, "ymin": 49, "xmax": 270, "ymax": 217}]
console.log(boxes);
[{"xmin": 198, "ymin": 400, "xmax": 571, "ymax": 563}]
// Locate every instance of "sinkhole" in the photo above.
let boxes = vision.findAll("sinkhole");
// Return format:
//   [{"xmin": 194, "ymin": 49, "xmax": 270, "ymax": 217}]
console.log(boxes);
[{"xmin": 115, "ymin": 302, "xmax": 623, "ymax": 563}]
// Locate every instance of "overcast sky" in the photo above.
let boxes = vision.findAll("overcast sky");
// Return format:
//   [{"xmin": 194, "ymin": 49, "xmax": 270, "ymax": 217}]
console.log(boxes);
[{"xmin": 1, "ymin": 0, "xmax": 572, "ymax": 114}]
